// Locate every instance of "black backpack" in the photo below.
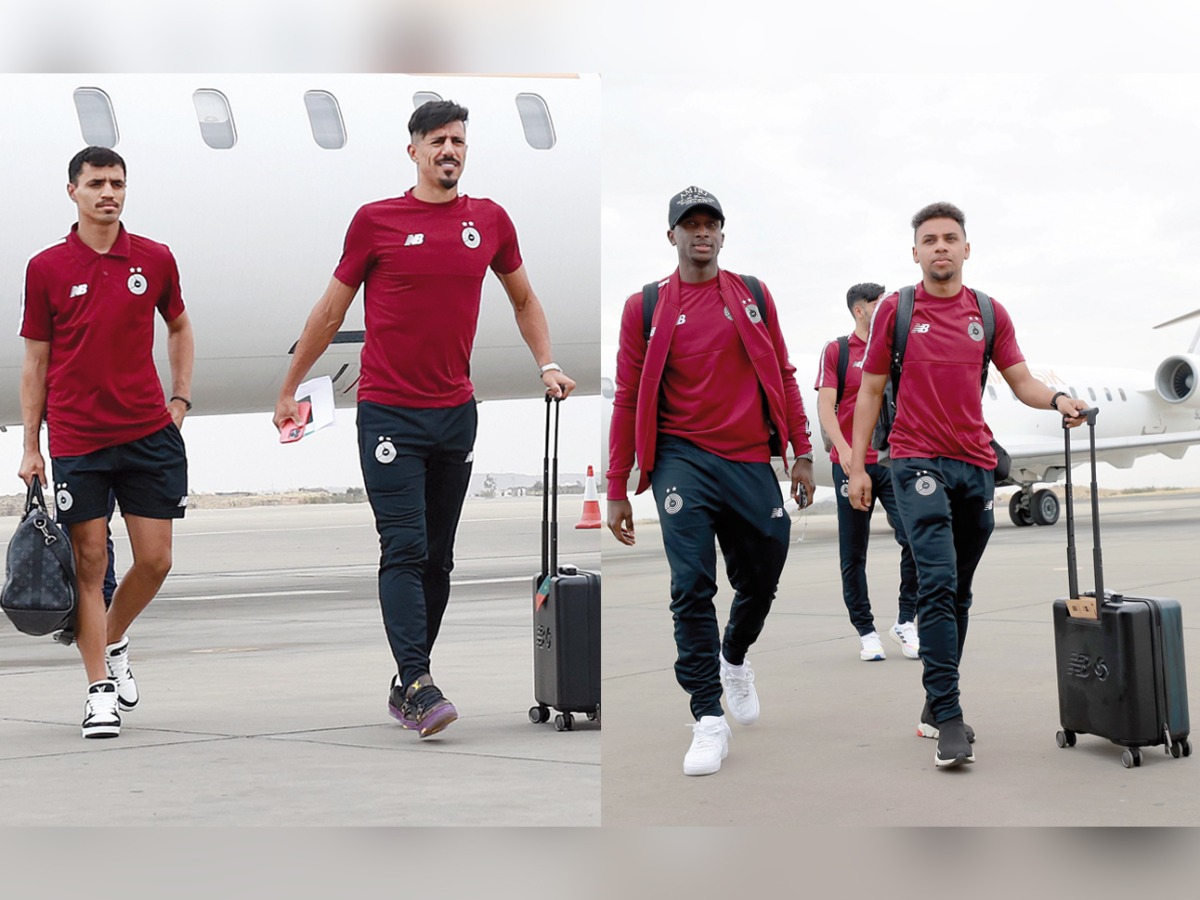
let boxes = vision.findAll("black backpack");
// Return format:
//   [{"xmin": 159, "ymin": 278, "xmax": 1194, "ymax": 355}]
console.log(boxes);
[
  {"xmin": 2, "ymin": 476, "xmax": 77, "ymax": 636},
  {"xmin": 818, "ymin": 336, "xmax": 851, "ymax": 453},
  {"xmin": 871, "ymin": 285, "xmax": 1010, "ymax": 480}
]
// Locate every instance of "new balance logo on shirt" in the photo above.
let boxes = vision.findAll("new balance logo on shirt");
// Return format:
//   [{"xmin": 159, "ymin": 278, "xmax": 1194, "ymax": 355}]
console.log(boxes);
[
  {"xmin": 404, "ymin": 233, "xmax": 425, "ymax": 246},
  {"xmin": 70, "ymin": 283, "xmax": 88, "ymax": 298},
  {"xmin": 911, "ymin": 323, "xmax": 931, "ymax": 333}
]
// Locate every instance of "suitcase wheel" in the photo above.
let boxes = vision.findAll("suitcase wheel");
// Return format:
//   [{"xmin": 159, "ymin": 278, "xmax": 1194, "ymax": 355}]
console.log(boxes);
[
  {"xmin": 1170, "ymin": 742, "xmax": 1182, "ymax": 759},
  {"xmin": 1055, "ymin": 730, "xmax": 1076, "ymax": 749},
  {"xmin": 528, "ymin": 705, "xmax": 550, "ymax": 725},
  {"xmin": 1183, "ymin": 739, "xmax": 1193, "ymax": 758},
  {"xmin": 554, "ymin": 713, "xmax": 574, "ymax": 732},
  {"xmin": 1121, "ymin": 747, "xmax": 1142, "ymax": 768}
]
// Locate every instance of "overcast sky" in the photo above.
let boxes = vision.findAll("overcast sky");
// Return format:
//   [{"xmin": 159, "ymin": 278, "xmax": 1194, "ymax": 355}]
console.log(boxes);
[{"xmin": 600, "ymin": 73, "xmax": 1200, "ymax": 488}]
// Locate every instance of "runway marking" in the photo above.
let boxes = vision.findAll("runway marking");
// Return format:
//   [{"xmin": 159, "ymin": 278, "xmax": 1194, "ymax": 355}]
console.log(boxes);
[
  {"xmin": 173, "ymin": 589, "xmax": 348, "ymax": 601},
  {"xmin": 453, "ymin": 576, "xmax": 531, "ymax": 586}
]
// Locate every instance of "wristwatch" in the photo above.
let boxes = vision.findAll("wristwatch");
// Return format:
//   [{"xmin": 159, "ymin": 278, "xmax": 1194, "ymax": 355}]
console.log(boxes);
[
  {"xmin": 170, "ymin": 395, "xmax": 193, "ymax": 411},
  {"xmin": 796, "ymin": 453, "xmax": 814, "ymax": 462},
  {"xmin": 1049, "ymin": 390, "xmax": 1068, "ymax": 411}
]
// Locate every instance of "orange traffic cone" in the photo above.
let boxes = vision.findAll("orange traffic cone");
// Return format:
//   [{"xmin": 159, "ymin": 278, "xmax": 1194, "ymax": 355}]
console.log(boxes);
[{"xmin": 575, "ymin": 465, "xmax": 602, "ymax": 529}]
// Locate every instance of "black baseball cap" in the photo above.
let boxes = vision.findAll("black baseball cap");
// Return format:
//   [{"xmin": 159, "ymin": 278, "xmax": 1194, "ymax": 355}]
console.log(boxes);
[{"xmin": 668, "ymin": 186, "xmax": 725, "ymax": 229}]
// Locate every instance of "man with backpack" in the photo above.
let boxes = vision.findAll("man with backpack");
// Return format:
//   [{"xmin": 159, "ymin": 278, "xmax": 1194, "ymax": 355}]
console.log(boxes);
[
  {"xmin": 847, "ymin": 202, "xmax": 1088, "ymax": 769},
  {"xmin": 815, "ymin": 283, "xmax": 919, "ymax": 662},
  {"xmin": 606, "ymin": 186, "xmax": 815, "ymax": 776}
]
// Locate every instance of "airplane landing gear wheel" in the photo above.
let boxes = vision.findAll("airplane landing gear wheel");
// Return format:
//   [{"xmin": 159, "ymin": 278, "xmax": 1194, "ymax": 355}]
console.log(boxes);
[
  {"xmin": 1032, "ymin": 489, "xmax": 1060, "ymax": 526},
  {"xmin": 1009, "ymin": 492, "xmax": 1034, "ymax": 527}
]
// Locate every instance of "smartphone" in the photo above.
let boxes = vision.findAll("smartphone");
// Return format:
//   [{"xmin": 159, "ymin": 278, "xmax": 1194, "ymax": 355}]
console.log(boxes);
[{"xmin": 278, "ymin": 400, "xmax": 312, "ymax": 444}]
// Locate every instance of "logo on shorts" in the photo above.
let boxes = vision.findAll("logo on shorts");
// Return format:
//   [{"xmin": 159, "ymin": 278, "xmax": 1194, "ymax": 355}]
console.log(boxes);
[
  {"xmin": 461, "ymin": 221, "xmax": 481, "ymax": 249},
  {"xmin": 375, "ymin": 437, "xmax": 397, "ymax": 464},
  {"xmin": 663, "ymin": 489, "xmax": 684, "ymax": 516},
  {"xmin": 465, "ymin": 451, "xmax": 474, "ymax": 463},
  {"xmin": 770, "ymin": 507, "xmax": 784, "ymax": 518},
  {"xmin": 744, "ymin": 301, "xmax": 762, "ymax": 324},
  {"xmin": 984, "ymin": 499, "xmax": 994, "ymax": 511},
  {"xmin": 967, "ymin": 321, "xmax": 985, "ymax": 342},
  {"xmin": 404, "ymin": 233, "xmax": 425, "ymax": 246},
  {"xmin": 840, "ymin": 482, "xmax": 850, "ymax": 498},
  {"xmin": 55, "ymin": 483, "xmax": 73, "ymax": 512},
  {"xmin": 127, "ymin": 267, "xmax": 148, "ymax": 295},
  {"xmin": 178, "ymin": 496, "xmax": 189, "ymax": 507},
  {"xmin": 914, "ymin": 475, "xmax": 937, "ymax": 497}
]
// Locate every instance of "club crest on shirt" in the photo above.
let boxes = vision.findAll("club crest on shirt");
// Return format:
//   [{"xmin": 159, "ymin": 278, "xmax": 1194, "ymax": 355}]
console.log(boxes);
[
  {"xmin": 744, "ymin": 300, "xmax": 762, "ymax": 324},
  {"xmin": 967, "ymin": 321, "xmax": 985, "ymax": 342},
  {"xmin": 127, "ymin": 267, "xmax": 147, "ymax": 296},
  {"xmin": 663, "ymin": 489, "xmax": 684, "ymax": 515},
  {"xmin": 724, "ymin": 307, "xmax": 733, "ymax": 321},
  {"xmin": 461, "ymin": 221, "xmax": 481, "ymax": 249}
]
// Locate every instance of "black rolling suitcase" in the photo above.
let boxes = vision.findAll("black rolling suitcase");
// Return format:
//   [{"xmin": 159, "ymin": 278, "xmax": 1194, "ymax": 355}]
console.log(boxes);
[
  {"xmin": 1052, "ymin": 408, "xmax": 1191, "ymax": 767},
  {"xmin": 528, "ymin": 396, "xmax": 601, "ymax": 732}
]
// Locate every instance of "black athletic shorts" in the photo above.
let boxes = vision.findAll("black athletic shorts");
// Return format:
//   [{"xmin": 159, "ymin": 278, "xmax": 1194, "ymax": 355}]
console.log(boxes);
[{"xmin": 51, "ymin": 424, "xmax": 189, "ymax": 524}]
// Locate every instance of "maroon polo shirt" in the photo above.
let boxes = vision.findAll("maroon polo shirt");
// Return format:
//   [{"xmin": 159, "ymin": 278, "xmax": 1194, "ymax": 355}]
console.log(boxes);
[
  {"xmin": 20, "ymin": 224, "xmax": 186, "ymax": 458},
  {"xmin": 333, "ymin": 191, "xmax": 523, "ymax": 408},
  {"xmin": 861, "ymin": 284, "xmax": 1024, "ymax": 468}
]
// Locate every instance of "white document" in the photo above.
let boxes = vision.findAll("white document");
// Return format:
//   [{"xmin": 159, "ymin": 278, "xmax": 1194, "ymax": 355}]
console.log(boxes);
[{"xmin": 293, "ymin": 375, "xmax": 336, "ymax": 437}]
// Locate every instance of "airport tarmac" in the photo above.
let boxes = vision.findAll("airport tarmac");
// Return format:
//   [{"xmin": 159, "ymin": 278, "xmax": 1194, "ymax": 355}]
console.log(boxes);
[
  {"xmin": 602, "ymin": 489, "xmax": 1200, "ymax": 826},
  {"xmin": 0, "ymin": 496, "xmax": 600, "ymax": 826}
]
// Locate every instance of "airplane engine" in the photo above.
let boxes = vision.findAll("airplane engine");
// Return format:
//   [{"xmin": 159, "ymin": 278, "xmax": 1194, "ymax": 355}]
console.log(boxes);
[{"xmin": 1154, "ymin": 354, "xmax": 1200, "ymax": 407}]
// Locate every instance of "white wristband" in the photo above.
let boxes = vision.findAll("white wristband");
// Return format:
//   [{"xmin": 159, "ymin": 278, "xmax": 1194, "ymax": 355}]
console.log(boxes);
[{"xmin": 539, "ymin": 363, "xmax": 562, "ymax": 376}]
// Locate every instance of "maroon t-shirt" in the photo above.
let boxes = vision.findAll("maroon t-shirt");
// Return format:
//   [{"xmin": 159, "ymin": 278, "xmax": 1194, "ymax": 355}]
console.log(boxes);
[
  {"xmin": 657, "ymin": 276, "xmax": 772, "ymax": 462},
  {"xmin": 334, "ymin": 191, "xmax": 523, "ymax": 408},
  {"xmin": 815, "ymin": 332, "xmax": 879, "ymax": 466},
  {"xmin": 20, "ymin": 225, "xmax": 185, "ymax": 458},
  {"xmin": 862, "ymin": 284, "xmax": 1024, "ymax": 468}
]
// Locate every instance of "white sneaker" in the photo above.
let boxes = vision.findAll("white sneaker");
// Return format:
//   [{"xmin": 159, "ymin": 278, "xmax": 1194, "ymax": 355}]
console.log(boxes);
[
  {"xmin": 105, "ymin": 635, "xmax": 139, "ymax": 710},
  {"xmin": 82, "ymin": 680, "xmax": 121, "ymax": 739},
  {"xmin": 890, "ymin": 620, "xmax": 920, "ymax": 659},
  {"xmin": 719, "ymin": 653, "xmax": 760, "ymax": 725},
  {"xmin": 683, "ymin": 715, "xmax": 731, "ymax": 776},
  {"xmin": 860, "ymin": 631, "xmax": 886, "ymax": 661}
]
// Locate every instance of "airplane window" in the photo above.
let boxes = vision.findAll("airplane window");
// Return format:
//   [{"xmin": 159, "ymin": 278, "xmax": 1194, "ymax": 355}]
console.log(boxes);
[
  {"xmin": 73, "ymin": 88, "xmax": 119, "ymax": 148},
  {"xmin": 986, "ymin": 385, "xmax": 997, "ymax": 400},
  {"xmin": 1105, "ymin": 388, "xmax": 1113, "ymax": 401},
  {"xmin": 601, "ymin": 377, "xmax": 614, "ymax": 400},
  {"xmin": 304, "ymin": 91, "xmax": 346, "ymax": 150},
  {"xmin": 515, "ymin": 93, "xmax": 556, "ymax": 150},
  {"xmin": 1068, "ymin": 387, "xmax": 1078, "ymax": 399},
  {"xmin": 1087, "ymin": 387, "xmax": 1097, "ymax": 401},
  {"xmin": 1119, "ymin": 388, "xmax": 1127, "ymax": 400},
  {"xmin": 192, "ymin": 90, "xmax": 237, "ymax": 150},
  {"xmin": 413, "ymin": 91, "xmax": 443, "ymax": 107}
]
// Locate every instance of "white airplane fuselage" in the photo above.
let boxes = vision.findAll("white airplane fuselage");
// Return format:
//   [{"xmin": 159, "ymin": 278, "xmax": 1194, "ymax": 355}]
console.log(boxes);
[{"xmin": 0, "ymin": 74, "xmax": 601, "ymax": 427}]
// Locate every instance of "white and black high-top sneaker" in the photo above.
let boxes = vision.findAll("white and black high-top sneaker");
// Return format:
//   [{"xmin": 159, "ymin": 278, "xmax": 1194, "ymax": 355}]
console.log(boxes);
[
  {"xmin": 82, "ymin": 680, "xmax": 121, "ymax": 739},
  {"xmin": 105, "ymin": 636, "xmax": 139, "ymax": 711}
]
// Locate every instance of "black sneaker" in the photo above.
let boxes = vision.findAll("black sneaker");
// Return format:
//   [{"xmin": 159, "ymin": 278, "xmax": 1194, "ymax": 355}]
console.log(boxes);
[
  {"xmin": 403, "ymin": 673, "xmax": 458, "ymax": 738},
  {"xmin": 387, "ymin": 675, "xmax": 419, "ymax": 729},
  {"xmin": 82, "ymin": 680, "xmax": 121, "ymax": 739},
  {"xmin": 934, "ymin": 716, "xmax": 976, "ymax": 769},
  {"xmin": 918, "ymin": 699, "xmax": 975, "ymax": 743}
]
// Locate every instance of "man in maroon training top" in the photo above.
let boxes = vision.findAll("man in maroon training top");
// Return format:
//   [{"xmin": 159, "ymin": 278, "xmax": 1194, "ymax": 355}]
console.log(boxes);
[
  {"xmin": 19, "ymin": 145, "xmax": 194, "ymax": 739},
  {"xmin": 274, "ymin": 99, "xmax": 575, "ymax": 739},
  {"xmin": 847, "ymin": 201, "xmax": 1087, "ymax": 769},
  {"xmin": 607, "ymin": 186, "xmax": 815, "ymax": 776}
]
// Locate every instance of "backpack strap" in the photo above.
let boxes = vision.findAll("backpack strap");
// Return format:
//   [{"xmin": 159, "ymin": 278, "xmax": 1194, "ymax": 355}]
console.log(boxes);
[
  {"xmin": 834, "ymin": 335, "xmax": 850, "ymax": 411},
  {"xmin": 889, "ymin": 285, "xmax": 916, "ymax": 401},
  {"xmin": 642, "ymin": 273, "xmax": 768, "ymax": 342},
  {"xmin": 974, "ymin": 289, "xmax": 995, "ymax": 394}
]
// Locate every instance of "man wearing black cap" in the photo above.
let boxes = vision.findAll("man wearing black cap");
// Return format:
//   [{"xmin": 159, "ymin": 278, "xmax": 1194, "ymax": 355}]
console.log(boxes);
[{"xmin": 607, "ymin": 186, "xmax": 815, "ymax": 776}]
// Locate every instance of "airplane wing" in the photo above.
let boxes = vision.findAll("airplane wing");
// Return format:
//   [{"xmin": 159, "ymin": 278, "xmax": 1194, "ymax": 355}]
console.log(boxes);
[{"xmin": 1005, "ymin": 430, "xmax": 1200, "ymax": 474}]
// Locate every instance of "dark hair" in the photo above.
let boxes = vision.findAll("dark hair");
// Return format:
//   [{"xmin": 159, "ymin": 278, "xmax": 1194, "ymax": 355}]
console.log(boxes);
[
  {"xmin": 68, "ymin": 146, "xmax": 126, "ymax": 184},
  {"xmin": 911, "ymin": 201, "xmax": 966, "ymax": 239},
  {"xmin": 846, "ymin": 282, "xmax": 885, "ymax": 311},
  {"xmin": 408, "ymin": 100, "xmax": 469, "ymax": 140}
]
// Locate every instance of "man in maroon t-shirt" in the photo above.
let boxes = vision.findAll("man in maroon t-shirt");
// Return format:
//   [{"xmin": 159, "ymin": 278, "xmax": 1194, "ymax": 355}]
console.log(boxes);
[
  {"xmin": 19, "ymin": 146, "xmax": 194, "ymax": 739},
  {"xmin": 273, "ymin": 100, "xmax": 575, "ymax": 739},
  {"xmin": 847, "ymin": 202, "xmax": 1087, "ymax": 769},
  {"xmin": 815, "ymin": 283, "xmax": 918, "ymax": 662},
  {"xmin": 607, "ymin": 186, "xmax": 815, "ymax": 776}
]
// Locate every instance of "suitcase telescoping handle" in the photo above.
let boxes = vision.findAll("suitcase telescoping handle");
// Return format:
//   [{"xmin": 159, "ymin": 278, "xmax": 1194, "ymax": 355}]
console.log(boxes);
[
  {"xmin": 540, "ymin": 395, "xmax": 562, "ymax": 582},
  {"xmin": 1062, "ymin": 407, "xmax": 1106, "ymax": 603}
]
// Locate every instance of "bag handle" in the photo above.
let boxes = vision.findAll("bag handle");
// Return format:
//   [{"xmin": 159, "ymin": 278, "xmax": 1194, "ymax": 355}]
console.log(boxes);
[
  {"xmin": 26, "ymin": 474, "xmax": 49, "ymax": 515},
  {"xmin": 1062, "ymin": 408, "xmax": 1102, "ymax": 602},
  {"xmin": 541, "ymin": 395, "xmax": 562, "ymax": 579}
]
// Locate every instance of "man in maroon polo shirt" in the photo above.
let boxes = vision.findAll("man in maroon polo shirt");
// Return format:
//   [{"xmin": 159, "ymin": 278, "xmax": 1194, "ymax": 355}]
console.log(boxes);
[
  {"xmin": 19, "ymin": 145, "xmax": 194, "ymax": 739},
  {"xmin": 274, "ymin": 100, "xmax": 575, "ymax": 739},
  {"xmin": 607, "ymin": 186, "xmax": 815, "ymax": 776},
  {"xmin": 847, "ymin": 201, "xmax": 1087, "ymax": 769}
]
